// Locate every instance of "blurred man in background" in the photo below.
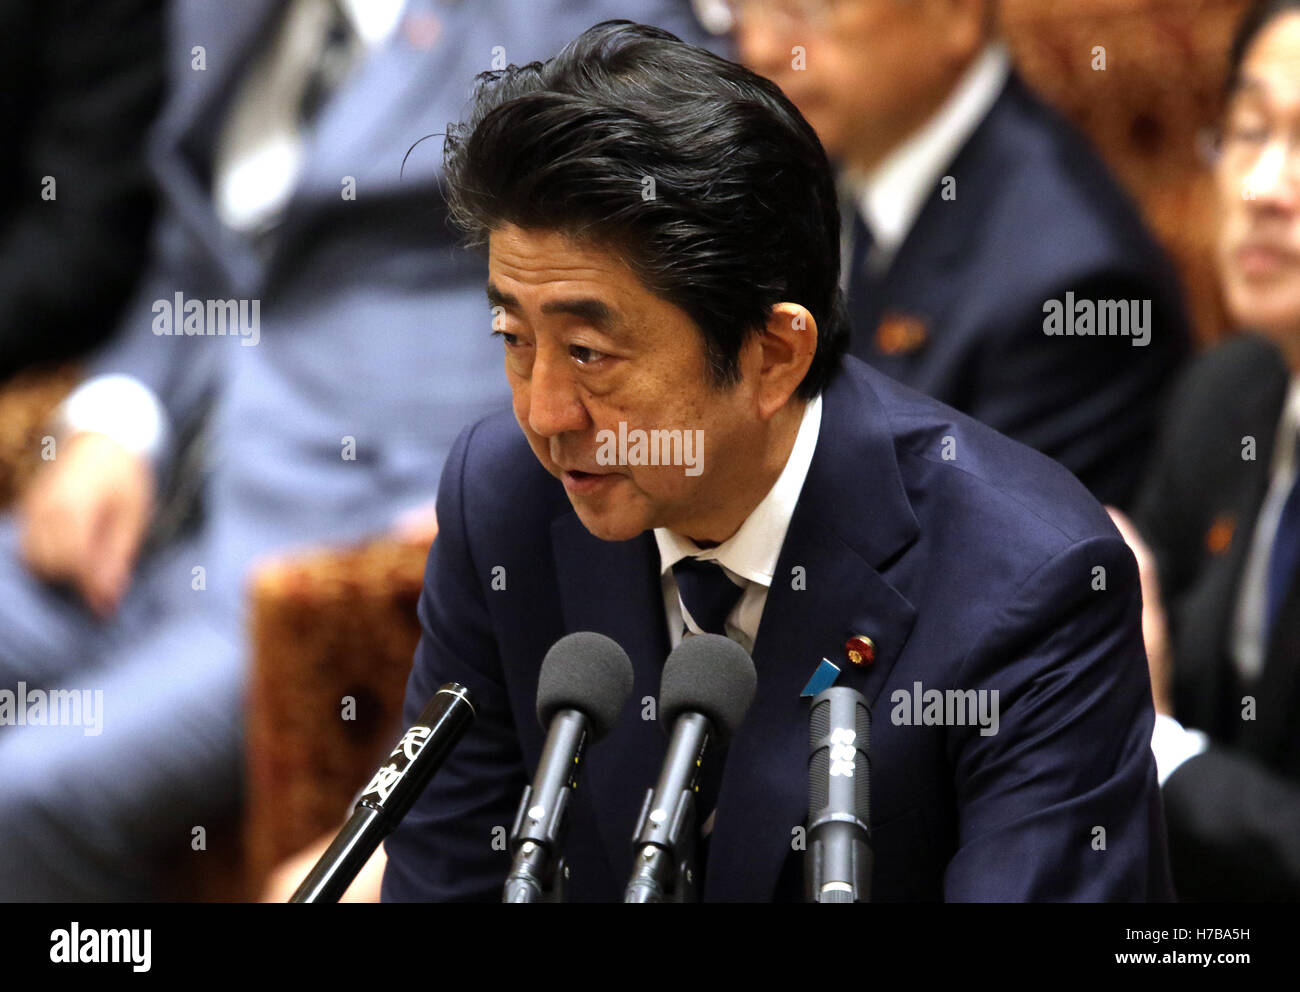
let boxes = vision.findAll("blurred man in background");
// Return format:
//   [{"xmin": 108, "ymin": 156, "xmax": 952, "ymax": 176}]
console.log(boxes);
[
  {"xmin": 711, "ymin": 0, "xmax": 1189, "ymax": 507},
  {"xmin": 0, "ymin": 0, "xmax": 714, "ymax": 900},
  {"xmin": 1117, "ymin": 0, "xmax": 1300, "ymax": 900}
]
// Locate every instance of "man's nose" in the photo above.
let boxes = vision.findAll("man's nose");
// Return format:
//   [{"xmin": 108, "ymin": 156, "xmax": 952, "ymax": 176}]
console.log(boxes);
[
  {"xmin": 526, "ymin": 350, "xmax": 589, "ymax": 439},
  {"xmin": 1243, "ymin": 139, "xmax": 1300, "ymax": 208}
]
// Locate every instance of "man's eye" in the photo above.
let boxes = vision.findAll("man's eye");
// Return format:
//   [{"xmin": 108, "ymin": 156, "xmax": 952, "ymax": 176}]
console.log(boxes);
[
  {"xmin": 1228, "ymin": 123, "xmax": 1270, "ymax": 144},
  {"xmin": 570, "ymin": 344, "xmax": 607, "ymax": 365},
  {"xmin": 492, "ymin": 330, "xmax": 521, "ymax": 347},
  {"xmin": 1223, "ymin": 111, "xmax": 1271, "ymax": 146}
]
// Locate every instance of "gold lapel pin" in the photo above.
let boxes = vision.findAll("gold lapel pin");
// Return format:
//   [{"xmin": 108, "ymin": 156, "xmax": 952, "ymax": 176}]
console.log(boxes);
[{"xmin": 845, "ymin": 635, "xmax": 875, "ymax": 668}]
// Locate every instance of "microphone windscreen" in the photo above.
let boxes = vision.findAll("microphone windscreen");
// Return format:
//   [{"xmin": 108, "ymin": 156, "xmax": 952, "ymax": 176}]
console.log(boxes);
[
  {"xmin": 659, "ymin": 633, "xmax": 757, "ymax": 745},
  {"xmin": 536, "ymin": 631, "xmax": 634, "ymax": 740}
]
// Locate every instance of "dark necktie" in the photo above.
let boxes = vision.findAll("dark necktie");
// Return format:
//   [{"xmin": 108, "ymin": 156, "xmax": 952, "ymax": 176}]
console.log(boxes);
[
  {"xmin": 1265, "ymin": 442, "xmax": 1300, "ymax": 640},
  {"xmin": 298, "ymin": 0, "xmax": 360, "ymax": 129},
  {"xmin": 671, "ymin": 557, "xmax": 745, "ymax": 636},
  {"xmin": 846, "ymin": 210, "xmax": 884, "ymax": 350}
]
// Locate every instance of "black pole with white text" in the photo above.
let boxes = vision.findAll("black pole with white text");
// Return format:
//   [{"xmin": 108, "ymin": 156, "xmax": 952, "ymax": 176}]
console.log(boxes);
[{"xmin": 289, "ymin": 683, "xmax": 475, "ymax": 903}]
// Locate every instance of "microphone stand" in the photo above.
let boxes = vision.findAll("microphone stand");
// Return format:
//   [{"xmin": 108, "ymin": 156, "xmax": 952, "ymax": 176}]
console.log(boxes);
[{"xmin": 623, "ymin": 712, "xmax": 709, "ymax": 903}]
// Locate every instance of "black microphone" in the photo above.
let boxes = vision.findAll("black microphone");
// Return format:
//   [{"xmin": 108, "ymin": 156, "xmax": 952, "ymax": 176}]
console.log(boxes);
[
  {"xmin": 504, "ymin": 632, "xmax": 633, "ymax": 903},
  {"xmin": 624, "ymin": 634, "xmax": 756, "ymax": 903},
  {"xmin": 289, "ymin": 683, "xmax": 475, "ymax": 903},
  {"xmin": 805, "ymin": 685, "xmax": 872, "ymax": 903}
]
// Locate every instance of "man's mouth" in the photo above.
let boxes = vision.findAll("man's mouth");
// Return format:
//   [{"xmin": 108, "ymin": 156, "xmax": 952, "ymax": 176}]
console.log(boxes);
[
  {"xmin": 561, "ymin": 468, "xmax": 620, "ymax": 494},
  {"xmin": 1236, "ymin": 240, "xmax": 1300, "ymax": 277}
]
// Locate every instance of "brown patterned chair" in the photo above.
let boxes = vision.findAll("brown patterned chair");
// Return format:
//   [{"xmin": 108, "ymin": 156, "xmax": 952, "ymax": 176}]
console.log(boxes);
[
  {"xmin": 0, "ymin": 364, "xmax": 82, "ymax": 508},
  {"xmin": 241, "ymin": 537, "xmax": 431, "ymax": 897}
]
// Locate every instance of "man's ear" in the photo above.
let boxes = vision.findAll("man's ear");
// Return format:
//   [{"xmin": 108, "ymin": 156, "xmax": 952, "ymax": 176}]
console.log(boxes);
[{"xmin": 753, "ymin": 302, "xmax": 817, "ymax": 420}]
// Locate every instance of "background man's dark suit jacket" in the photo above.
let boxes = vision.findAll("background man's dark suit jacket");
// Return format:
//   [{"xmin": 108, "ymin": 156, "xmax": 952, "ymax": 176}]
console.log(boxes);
[
  {"xmin": 850, "ymin": 73, "xmax": 1189, "ymax": 510},
  {"xmin": 382, "ymin": 356, "xmax": 1173, "ymax": 902},
  {"xmin": 1134, "ymin": 334, "xmax": 1300, "ymax": 900}
]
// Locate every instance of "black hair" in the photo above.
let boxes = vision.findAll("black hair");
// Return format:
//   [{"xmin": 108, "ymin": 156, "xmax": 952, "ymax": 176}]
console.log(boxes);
[
  {"xmin": 441, "ymin": 19, "xmax": 849, "ymax": 400},
  {"xmin": 1227, "ymin": 0, "xmax": 1300, "ymax": 94}
]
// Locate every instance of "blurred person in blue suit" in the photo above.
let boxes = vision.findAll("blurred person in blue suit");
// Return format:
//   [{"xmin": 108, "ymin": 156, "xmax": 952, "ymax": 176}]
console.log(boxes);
[
  {"xmin": 0, "ymin": 0, "xmax": 717, "ymax": 901},
  {"xmin": 708, "ymin": 0, "xmax": 1189, "ymax": 508}
]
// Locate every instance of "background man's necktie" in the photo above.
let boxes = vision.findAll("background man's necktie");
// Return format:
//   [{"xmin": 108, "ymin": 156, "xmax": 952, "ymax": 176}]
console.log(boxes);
[
  {"xmin": 846, "ymin": 211, "xmax": 884, "ymax": 345},
  {"xmin": 297, "ymin": 0, "xmax": 362, "ymax": 129}
]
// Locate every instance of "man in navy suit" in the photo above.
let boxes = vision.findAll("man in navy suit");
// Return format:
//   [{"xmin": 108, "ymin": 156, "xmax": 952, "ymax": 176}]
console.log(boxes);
[
  {"xmin": 722, "ymin": 0, "xmax": 1189, "ymax": 508},
  {"xmin": 381, "ymin": 21, "xmax": 1172, "ymax": 902}
]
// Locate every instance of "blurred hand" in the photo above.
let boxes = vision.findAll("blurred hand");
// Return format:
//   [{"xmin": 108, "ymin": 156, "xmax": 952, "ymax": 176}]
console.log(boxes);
[
  {"xmin": 391, "ymin": 500, "xmax": 438, "ymax": 548},
  {"xmin": 259, "ymin": 831, "xmax": 387, "ymax": 903},
  {"xmin": 1107, "ymin": 505, "xmax": 1173, "ymax": 716},
  {"xmin": 20, "ymin": 431, "xmax": 154, "ymax": 618}
]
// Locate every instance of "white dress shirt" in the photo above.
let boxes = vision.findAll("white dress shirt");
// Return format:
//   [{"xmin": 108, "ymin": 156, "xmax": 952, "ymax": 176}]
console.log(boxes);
[
  {"xmin": 214, "ymin": 0, "xmax": 404, "ymax": 233},
  {"xmin": 654, "ymin": 392, "xmax": 822, "ymax": 656},
  {"xmin": 839, "ymin": 42, "xmax": 1012, "ymax": 281}
]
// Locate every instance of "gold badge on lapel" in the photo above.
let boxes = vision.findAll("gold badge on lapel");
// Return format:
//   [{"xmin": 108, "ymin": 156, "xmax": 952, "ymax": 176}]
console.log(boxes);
[
  {"xmin": 874, "ymin": 313, "xmax": 929, "ymax": 356},
  {"xmin": 1205, "ymin": 513, "xmax": 1236, "ymax": 556},
  {"xmin": 845, "ymin": 635, "xmax": 875, "ymax": 668}
]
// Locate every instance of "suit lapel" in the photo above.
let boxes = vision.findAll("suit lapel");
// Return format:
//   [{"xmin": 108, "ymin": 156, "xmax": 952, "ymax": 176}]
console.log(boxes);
[
  {"xmin": 705, "ymin": 364, "xmax": 919, "ymax": 901},
  {"xmin": 550, "ymin": 512, "xmax": 671, "ymax": 891},
  {"xmin": 1240, "ymin": 366, "xmax": 1300, "ymax": 759},
  {"xmin": 1252, "ymin": 574, "xmax": 1300, "ymax": 763},
  {"xmin": 849, "ymin": 78, "xmax": 1015, "ymax": 367},
  {"xmin": 288, "ymin": 0, "xmax": 470, "ymax": 205},
  {"xmin": 154, "ymin": 0, "xmax": 285, "ymax": 291},
  {"xmin": 1183, "ymin": 481, "xmax": 1268, "ymax": 737},
  {"xmin": 864, "ymin": 191, "xmax": 965, "ymax": 343},
  {"xmin": 1189, "ymin": 352, "xmax": 1288, "ymax": 741},
  {"xmin": 169, "ymin": 0, "xmax": 284, "ymax": 157}
]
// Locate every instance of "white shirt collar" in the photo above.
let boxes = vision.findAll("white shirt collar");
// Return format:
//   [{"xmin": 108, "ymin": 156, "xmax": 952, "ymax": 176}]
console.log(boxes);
[
  {"xmin": 654, "ymin": 392, "xmax": 822, "ymax": 589},
  {"xmin": 1286, "ymin": 375, "xmax": 1300, "ymax": 428},
  {"xmin": 842, "ymin": 42, "xmax": 1011, "ymax": 272},
  {"xmin": 1274, "ymin": 375, "xmax": 1300, "ymax": 474}
]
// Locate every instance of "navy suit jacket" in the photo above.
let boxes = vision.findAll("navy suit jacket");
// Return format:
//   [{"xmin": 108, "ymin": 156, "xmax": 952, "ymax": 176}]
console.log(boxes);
[
  {"xmin": 849, "ymin": 73, "xmax": 1189, "ymax": 510},
  {"xmin": 1135, "ymin": 334, "xmax": 1300, "ymax": 899},
  {"xmin": 381, "ymin": 356, "xmax": 1174, "ymax": 902}
]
